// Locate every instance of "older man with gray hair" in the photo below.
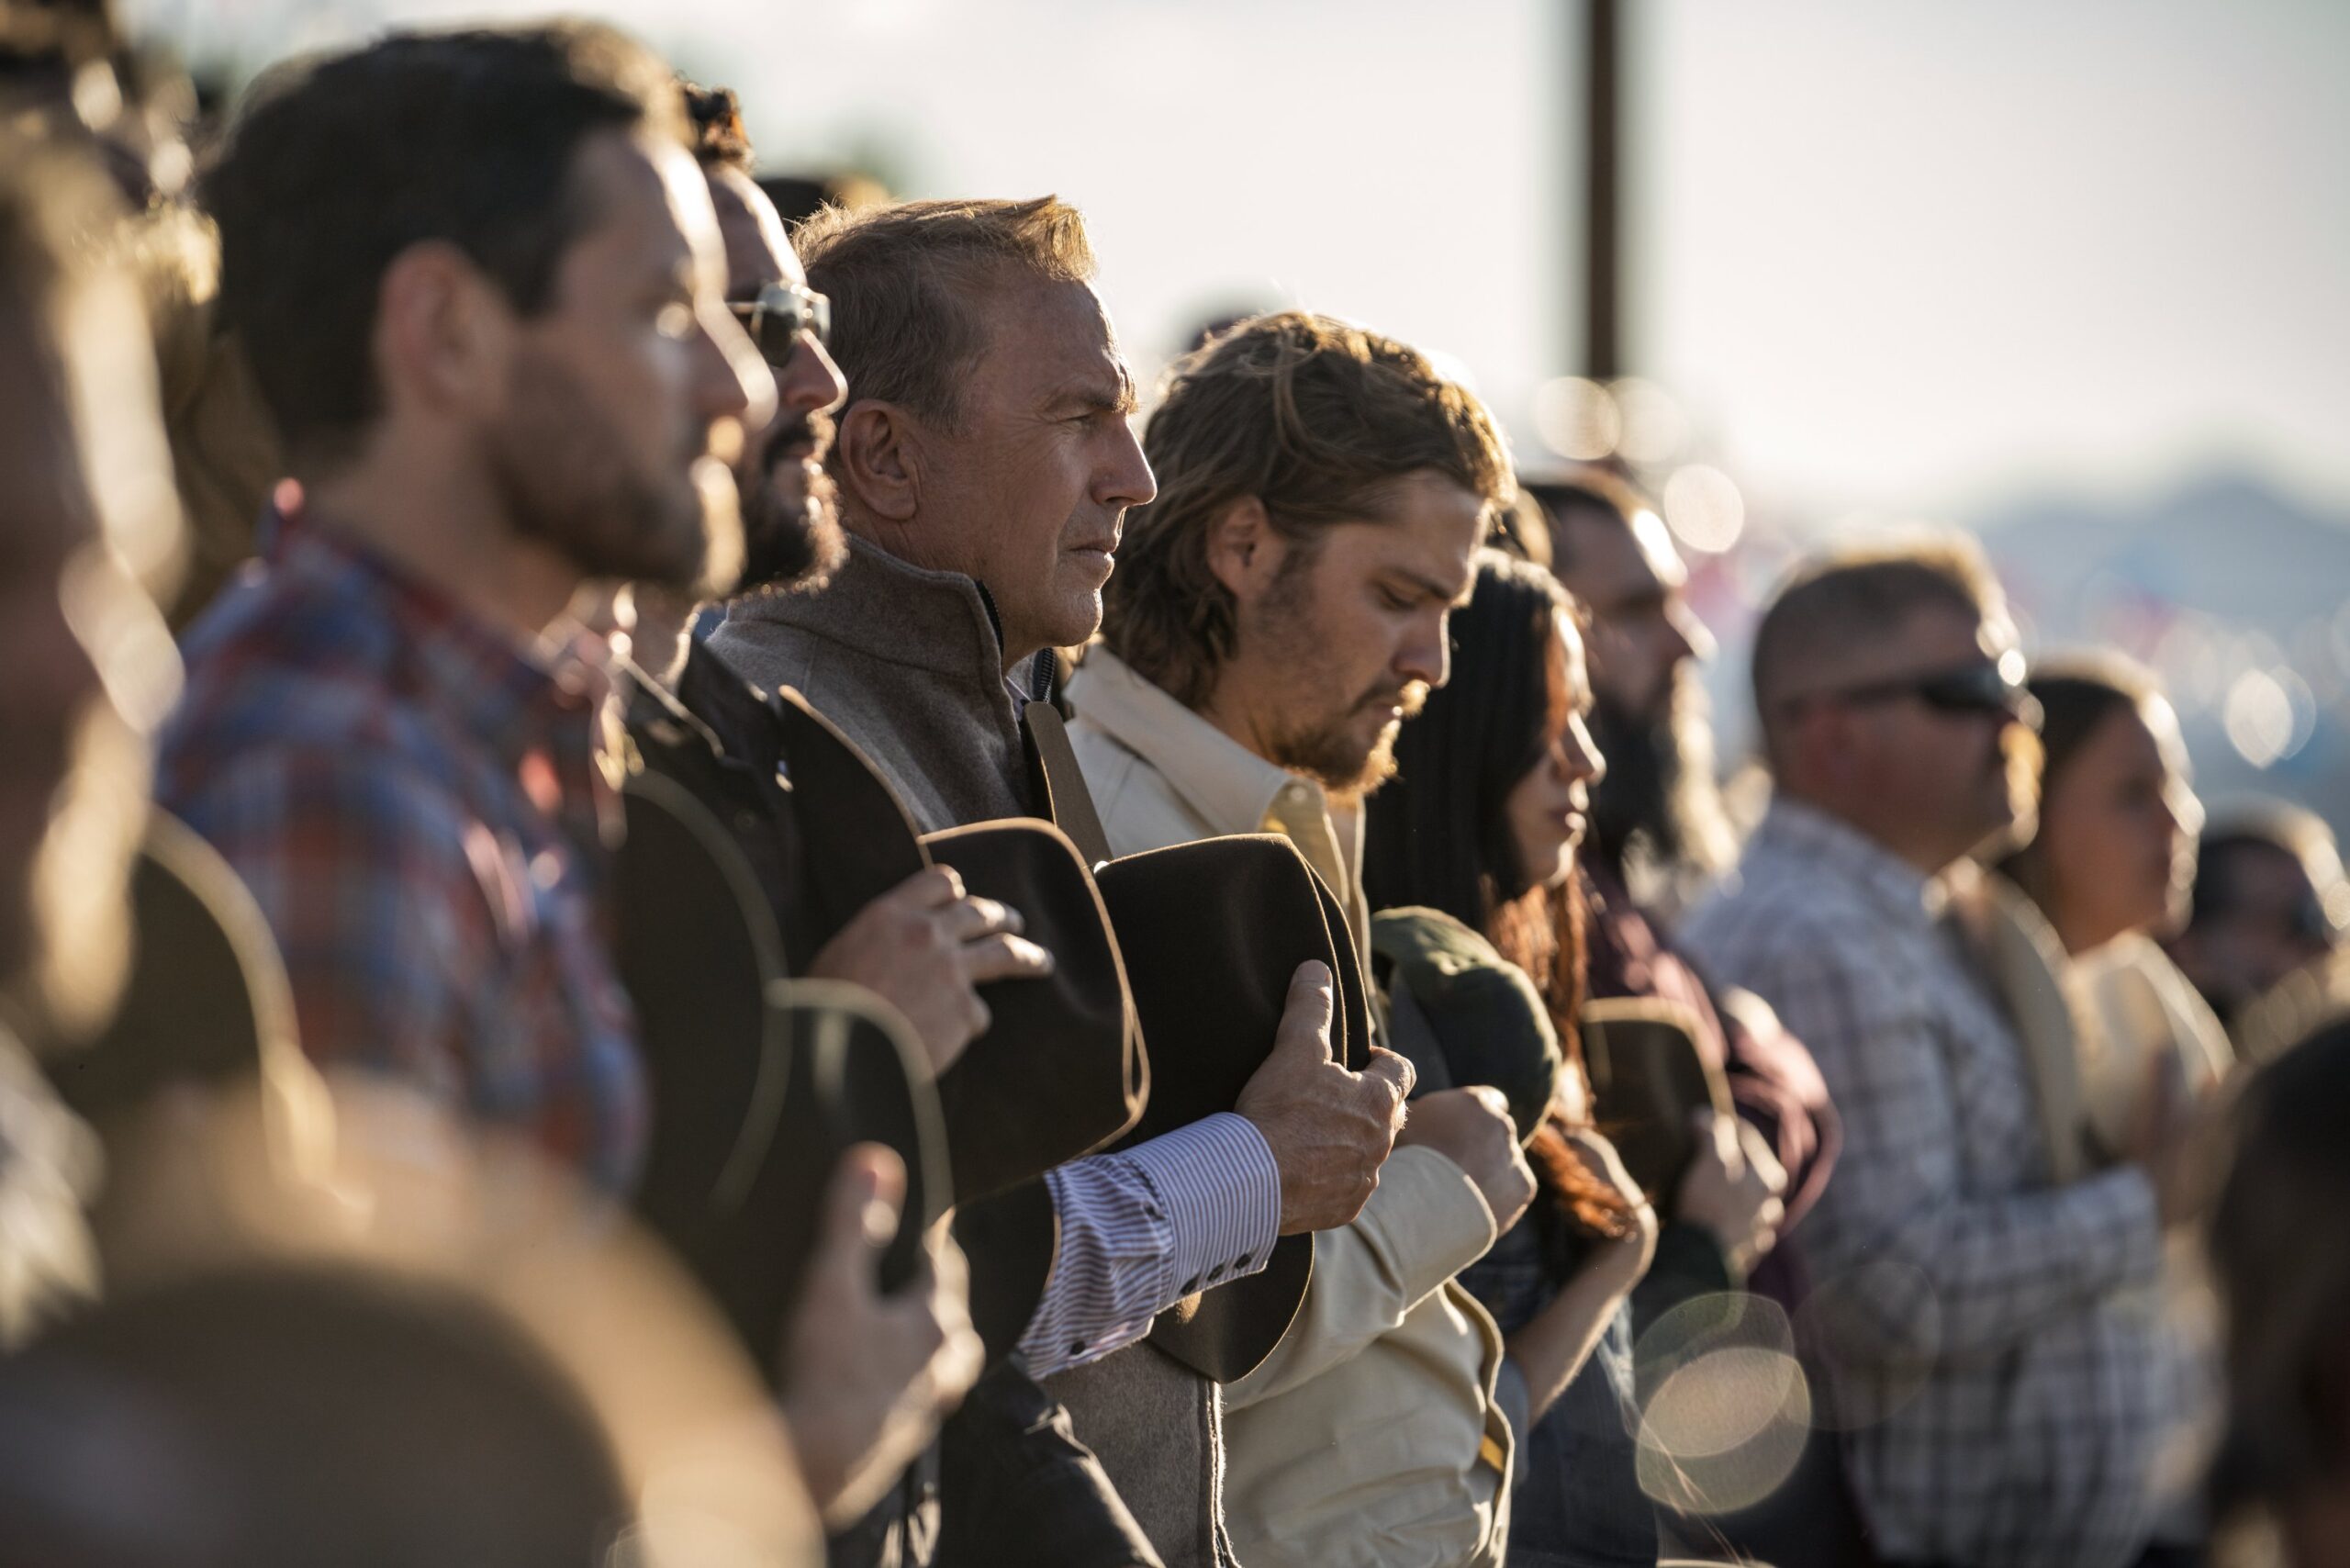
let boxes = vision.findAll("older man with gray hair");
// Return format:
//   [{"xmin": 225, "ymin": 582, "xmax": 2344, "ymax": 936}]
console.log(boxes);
[{"xmin": 711, "ymin": 196, "xmax": 1415, "ymax": 1568}]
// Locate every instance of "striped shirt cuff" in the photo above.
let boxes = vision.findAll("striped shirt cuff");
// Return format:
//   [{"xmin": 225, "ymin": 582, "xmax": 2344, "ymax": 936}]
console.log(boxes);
[
  {"xmin": 1125, "ymin": 1112, "xmax": 1284, "ymax": 1302},
  {"xmin": 1018, "ymin": 1114, "xmax": 1282, "ymax": 1378}
]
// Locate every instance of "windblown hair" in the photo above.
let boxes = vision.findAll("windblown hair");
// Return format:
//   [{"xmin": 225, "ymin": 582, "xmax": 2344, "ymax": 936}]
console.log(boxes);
[
  {"xmin": 1996, "ymin": 650, "xmax": 2165, "ymax": 917},
  {"xmin": 795, "ymin": 195, "xmax": 1096, "ymax": 432},
  {"xmin": 1102, "ymin": 309, "xmax": 1516, "ymax": 710},
  {"xmin": 1750, "ymin": 532, "xmax": 2004, "ymax": 767},
  {"xmin": 204, "ymin": 22, "xmax": 688, "ymax": 471},
  {"xmin": 1363, "ymin": 550, "xmax": 1635, "ymax": 1247}
]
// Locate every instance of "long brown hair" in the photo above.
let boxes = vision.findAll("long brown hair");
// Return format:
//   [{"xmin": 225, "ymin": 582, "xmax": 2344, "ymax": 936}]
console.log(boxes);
[{"xmin": 1363, "ymin": 552, "xmax": 1637, "ymax": 1249}]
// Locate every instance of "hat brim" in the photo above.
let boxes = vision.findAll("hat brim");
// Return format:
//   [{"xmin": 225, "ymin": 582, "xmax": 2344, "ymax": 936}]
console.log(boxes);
[{"xmin": 1093, "ymin": 835, "xmax": 1373, "ymax": 1383}]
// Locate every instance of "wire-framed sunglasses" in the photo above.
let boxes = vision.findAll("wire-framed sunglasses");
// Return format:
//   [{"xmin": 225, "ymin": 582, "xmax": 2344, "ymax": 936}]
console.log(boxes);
[
  {"xmin": 727, "ymin": 282, "xmax": 831, "ymax": 365},
  {"xmin": 1785, "ymin": 654, "xmax": 2043, "ymax": 730}
]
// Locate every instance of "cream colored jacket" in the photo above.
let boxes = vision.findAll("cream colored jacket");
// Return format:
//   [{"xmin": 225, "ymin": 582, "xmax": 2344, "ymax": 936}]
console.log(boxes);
[{"xmin": 1066, "ymin": 647, "xmax": 1518, "ymax": 1568}]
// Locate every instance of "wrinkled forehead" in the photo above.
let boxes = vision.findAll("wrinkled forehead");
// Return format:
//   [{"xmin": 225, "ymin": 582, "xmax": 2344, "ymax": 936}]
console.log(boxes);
[{"xmin": 977, "ymin": 274, "xmax": 1131, "ymax": 404}]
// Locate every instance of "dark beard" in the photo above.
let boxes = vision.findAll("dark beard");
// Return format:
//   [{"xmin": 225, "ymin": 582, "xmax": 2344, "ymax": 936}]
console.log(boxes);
[
  {"xmin": 1587, "ymin": 674, "xmax": 1729, "ymax": 881},
  {"xmin": 489, "ymin": 345, "xmax": 723, "ymax": 591},
  {"xmin": 734, "ymin": 412, "xmax": 845, "ymax": 597}
]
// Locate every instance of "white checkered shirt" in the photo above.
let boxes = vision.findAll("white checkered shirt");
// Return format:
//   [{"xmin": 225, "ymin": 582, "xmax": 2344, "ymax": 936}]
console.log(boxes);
[{"xmin": 1682, "ymin": 799, "xmax": 2179, "ymax": 1568}]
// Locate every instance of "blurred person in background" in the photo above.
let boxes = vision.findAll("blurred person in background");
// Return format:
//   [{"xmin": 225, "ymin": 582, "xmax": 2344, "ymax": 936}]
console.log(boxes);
[
  {"xmin": 0, "ymin": 129, "xmax": 183, "ymax": 1346},
  {"xmin": 1538, "ymin": 469, "xmax": 1864, "ymax": 1564},
  {"xmin": 1682, "ymin": 536, "xmax": 2199, "ymax": 1568},
  {"xmin": 1073, "ymin": 309, "xmax": 1527, "ymax": 1568},
  {"xmin": 714, "ymin": 207, "xmax": 1409, "ymax": 1568},
  {"xmin": 2204, "ymin": 1006, "xmax": 2350, "ymax": 1568},
  {"xmin": 1362, "ymin": 548, "xmax": 1671, "ymax": 1568},
  {"xmin": 2167, "ymin": 803, "xmax": 2350, "ymax": 1045},
  {"xmin": 1993, "ymin": 655, "xmax": 2231, "ymax": 1158},
  {"xmin": 1539, "ymin": 471, "xmax": 1834, "ymax": 1303},
  {"xmin": 166, "ymin": 25, "xmax": 976, "ymax": 1528}
]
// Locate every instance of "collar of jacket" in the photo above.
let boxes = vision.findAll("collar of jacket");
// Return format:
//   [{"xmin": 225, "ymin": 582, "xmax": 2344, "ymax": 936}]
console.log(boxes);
[{"xmin": 728, "ymin": 532, "xmax": 1055, "ymax": 708}]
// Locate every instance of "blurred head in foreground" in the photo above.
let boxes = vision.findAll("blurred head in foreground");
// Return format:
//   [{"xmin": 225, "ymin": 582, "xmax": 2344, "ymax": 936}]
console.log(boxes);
[
  {"xmin": 0, "ymin": 1264, "xmax": 630, "ymax": 1568},
  {"xmin": 205, "ymin": 22, "xmax": 771, "ymax": 604}
]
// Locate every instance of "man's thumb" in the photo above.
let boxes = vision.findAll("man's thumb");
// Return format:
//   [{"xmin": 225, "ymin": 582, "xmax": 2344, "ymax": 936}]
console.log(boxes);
[
  {"xmin": 829, "ymin": 1143, "xmax": 907, "ymax": 1255},
  {"xmin": 1275, "ymin": 960, "xmax": 1337, "ymax": 1058}
]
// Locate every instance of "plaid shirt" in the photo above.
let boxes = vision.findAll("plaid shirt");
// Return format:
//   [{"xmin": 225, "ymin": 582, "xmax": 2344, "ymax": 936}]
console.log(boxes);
[
  {"xmin": 1680, "ymin": 799, "xmax": 2177, "ymax": 1568},
  {"xmin": 158, "ymin": 524, "xmax": 643, "ymax": 1190}
]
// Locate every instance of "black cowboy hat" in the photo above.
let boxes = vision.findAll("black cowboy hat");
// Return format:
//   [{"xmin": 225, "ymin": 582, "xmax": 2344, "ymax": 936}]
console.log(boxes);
[
  {"xmin": 770, "ymin": 692, "xmax": 1146, "ymax": 1204},
  {"xmin": 1091, "ymin": 832, "xmax": 1373, "ymax": 1382},
  {"xmin": 615, "ymin": 769, "xmax": 949, "ymax": 1373},
  {"xmin": 50, "ymin": 810, "xmax": 303, "ymax": 1122}
]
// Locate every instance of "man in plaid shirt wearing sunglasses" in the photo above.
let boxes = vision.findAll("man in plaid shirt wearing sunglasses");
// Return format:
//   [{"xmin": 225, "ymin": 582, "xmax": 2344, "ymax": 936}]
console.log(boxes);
[{"xmin": 1683, "ymin": 535, "xmax": 2199, "ymax": 1568}]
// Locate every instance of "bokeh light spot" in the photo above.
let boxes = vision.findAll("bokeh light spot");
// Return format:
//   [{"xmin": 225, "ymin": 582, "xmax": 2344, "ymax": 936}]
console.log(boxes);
[
  {"xmin": 2223, "ymin": 666, "xmax": 2311, "ymax": 768},
  {"xmin": 1534, "ymin": 376, "xmax": 1621, "ymax": 462},
  {"xmin": 1662, "ymin": 465, "xmax": 1746, "ymax": 554}
]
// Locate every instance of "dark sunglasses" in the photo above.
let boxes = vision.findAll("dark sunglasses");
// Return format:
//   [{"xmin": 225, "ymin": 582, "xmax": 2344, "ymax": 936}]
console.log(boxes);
[
  {"xmin": 1789, "ymin": 656, "xmax": 2043, "ymax": 730},
  {"xmin": 727, "ymin": 282, "xmax": 831, "ymax": 365}
]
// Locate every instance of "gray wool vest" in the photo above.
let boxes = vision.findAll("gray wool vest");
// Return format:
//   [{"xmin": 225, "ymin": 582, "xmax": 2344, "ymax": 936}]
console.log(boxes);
[{"xmin": 710, "ymin": 534, "xmax": 1235, "ymax": 1568}]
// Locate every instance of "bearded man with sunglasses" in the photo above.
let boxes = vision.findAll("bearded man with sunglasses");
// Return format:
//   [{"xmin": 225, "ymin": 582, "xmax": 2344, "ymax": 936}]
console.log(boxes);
[{"xmin": 1682, "ymin": 536, "xmax": 2197, "ymax": 1568}]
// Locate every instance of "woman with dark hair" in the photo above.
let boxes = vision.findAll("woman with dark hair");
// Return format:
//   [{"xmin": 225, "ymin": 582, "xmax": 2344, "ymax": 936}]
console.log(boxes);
[
  {"xmin": 1365, "ymin": 550, "xmax": 1765, "ymax": 1567},
  {"xmin": 1992, "ymin": 653, "xmax": 2231, "ymax": 1166}
]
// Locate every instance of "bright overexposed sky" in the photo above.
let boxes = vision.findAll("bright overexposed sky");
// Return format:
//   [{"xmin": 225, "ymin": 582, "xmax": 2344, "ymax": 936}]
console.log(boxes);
[{"xmin": 137, "ymin": 0, "xmax": 2350, "ymax": 521}]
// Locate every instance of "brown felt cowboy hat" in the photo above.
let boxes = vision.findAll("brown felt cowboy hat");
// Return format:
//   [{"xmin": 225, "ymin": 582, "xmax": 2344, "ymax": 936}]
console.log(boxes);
[{"xmin": 615, "ymin": 770, "xmax": 950, "ymax": 1372}]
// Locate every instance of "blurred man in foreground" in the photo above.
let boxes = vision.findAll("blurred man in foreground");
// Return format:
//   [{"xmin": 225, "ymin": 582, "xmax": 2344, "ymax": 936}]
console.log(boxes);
[
  {"xmin": 1683, "ymin": 536, "xmax": 2197, "ymax": 1568},
  {"xmin": 165, "ymin": 25, "xmax": 974, "ymax": 1525}
]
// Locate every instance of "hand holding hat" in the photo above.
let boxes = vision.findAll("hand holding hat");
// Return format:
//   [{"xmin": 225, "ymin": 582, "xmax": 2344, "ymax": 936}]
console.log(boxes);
[
  {"xmin": 808, "ymin": 863, "xmax": 1056, "ymax": 1076},
  {"xmin": 1236, "ymin": 961, "xmax": 1416, "ymax": 1236}
]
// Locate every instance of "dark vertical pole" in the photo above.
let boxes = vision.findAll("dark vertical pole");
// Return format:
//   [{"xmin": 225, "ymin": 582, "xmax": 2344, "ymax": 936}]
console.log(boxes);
[{"xmin": 1582, "ymin": 0, "xmax": 1624, "ymax": 379}]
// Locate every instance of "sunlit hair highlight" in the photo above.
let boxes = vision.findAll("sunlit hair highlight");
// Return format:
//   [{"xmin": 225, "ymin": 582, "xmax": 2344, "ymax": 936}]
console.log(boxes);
[{"xmin": 1102, "ymin": 309, "xmax": 1515, "ymax": 710}]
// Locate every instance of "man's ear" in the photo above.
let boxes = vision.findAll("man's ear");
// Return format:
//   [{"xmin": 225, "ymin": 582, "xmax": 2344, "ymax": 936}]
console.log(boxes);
[
  {"xmin": 1203, "ymin": 495, "xmax": 1281, "ymax": 602},
  {"xmin": 373, "ymin": 241, "xmax": 511, "ymax": 422},
  {"xmin": 834, "ymin": 399, "xmax": 920, "ymax": 524}
]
